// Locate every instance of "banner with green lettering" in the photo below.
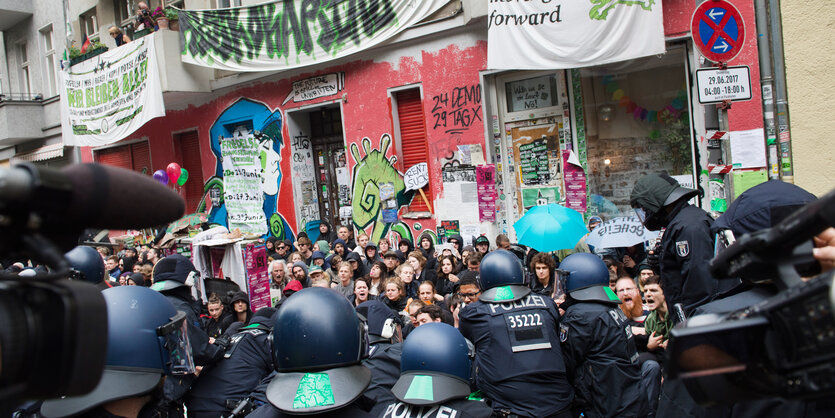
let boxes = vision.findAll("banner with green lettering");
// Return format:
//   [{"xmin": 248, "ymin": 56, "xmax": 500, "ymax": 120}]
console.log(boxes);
[
  {"xmin": 178, "ymin": 0, "xmax": 447, "ymax": 72},
  {"xmin": 59, "ymin": 35, "xmax": 165, "ymax": 147}
]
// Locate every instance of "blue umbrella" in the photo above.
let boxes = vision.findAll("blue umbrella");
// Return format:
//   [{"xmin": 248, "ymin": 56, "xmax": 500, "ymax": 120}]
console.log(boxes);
[{"xmin": 513, "ymin": 205, "xmax": 588, "ymax": 252}]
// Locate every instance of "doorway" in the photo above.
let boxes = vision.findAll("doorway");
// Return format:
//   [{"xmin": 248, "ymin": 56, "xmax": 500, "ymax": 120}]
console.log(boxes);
[{"xmin": 310, "ymin": 107, "xmax": 346, "ymax": 229}]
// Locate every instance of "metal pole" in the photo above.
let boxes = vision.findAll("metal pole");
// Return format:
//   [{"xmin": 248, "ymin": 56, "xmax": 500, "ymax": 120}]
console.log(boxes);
[
  {"xmin": 767, "ymin": 0, "xmax": 794, "ymax": 182},
  {"xmin": 754, "ymin": 0, "xmax": 779, "ymax": 179},
  {"xmin": 717, "ymin": 104, "xmax": 734, "ymax": 205}
]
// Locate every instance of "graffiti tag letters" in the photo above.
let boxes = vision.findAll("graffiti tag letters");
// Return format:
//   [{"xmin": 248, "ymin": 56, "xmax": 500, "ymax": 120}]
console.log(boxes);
[{"xmin": 430, "ymin": 85, "xmax": 482, "ymax": 134}]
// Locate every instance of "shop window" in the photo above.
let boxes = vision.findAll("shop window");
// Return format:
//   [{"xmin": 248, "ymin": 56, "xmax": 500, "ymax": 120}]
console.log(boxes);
[
  {"xmin": 579, "ymin": 47, "xmax": 694, "ymax": 217},
  {"xmin": 175, "ymin": 131, "xmax": 205, "ymax": 213},
  {"xmin": 94, "ymin": 141, "xmax": 151, "ymax": 174},
  {"xmin": 394, "ymin": 88, "xmax": 433, "ymax": 213}
]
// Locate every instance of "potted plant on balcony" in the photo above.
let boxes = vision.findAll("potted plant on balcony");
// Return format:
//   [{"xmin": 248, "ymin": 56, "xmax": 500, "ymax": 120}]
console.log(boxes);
[
  {"xmin": 69, "ymin": 39, "xmax": 109, "ymax": 67},
  {"xmin": 153, "ymin": 6, "xmax": 168, "ymax": 30},
  {"xmin": 164, "ymin": 8, "xmax": 180, "ymax": 31}
]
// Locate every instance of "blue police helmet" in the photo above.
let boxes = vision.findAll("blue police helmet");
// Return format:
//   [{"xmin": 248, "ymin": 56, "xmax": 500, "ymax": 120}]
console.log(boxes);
[
  {"xmin": 561, "ymin": 253, "xmax": 620, "ymax": 304},
  {"xmin": 391, "ymin": 323, "xmax": 472, "ymax": 405},
  {"xmin": 65, "ymin": 246, "xmax": 105, "ymax": 284},
  {"xmin": 265, "ymin": 287, "xmax": 371, "ymax": 413},
  {"xmin": 478, "ymin": 249, "xmax": 531, "ymax": 303},
  {"xmin": 42, "ymin": 286, "xmax": 193, "ymax": 417}
]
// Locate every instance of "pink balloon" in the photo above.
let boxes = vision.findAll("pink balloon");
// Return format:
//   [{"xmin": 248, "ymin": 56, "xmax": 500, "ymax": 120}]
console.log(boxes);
[{"xmin": 166, "ymin": 162, "xmax": 181, "ymax": 184}]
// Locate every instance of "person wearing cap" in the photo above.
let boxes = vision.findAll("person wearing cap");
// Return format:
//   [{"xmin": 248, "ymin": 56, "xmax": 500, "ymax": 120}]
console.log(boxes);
[
  {"xmin": 185, "ymin": 307, "xmax": 278, "ymax": 416},
  {"xmin": 383, "ymin": 250, "xmax": 401, "ymax": 278},
  {"xmin": 356, "ymin": 300, "xmax": 403, "ymax": 408},
  {"xmin": 247, "ymin": 288, "xmax": 375, "ymax": 417},
  {"xmin": 473, "ymin": 235, "xmax": 490, "ymax": 255},
  {"xmin": 282, "ymin": 279, "xmax": 303, "ymax": 299},
  {"xmin": 150, "ymin": 254, "xmax": 224, "ymax": 413},
  {"xmin": 558, "ymin": 253, "xmax": 648, "ymax": 417},
  {"xmin": 630, "ymin": 173, "xmax": 732, "ymax": 316},
  {"xmin": 41, "ymin": 286, "xmax": 196, "ymax": 418},
  {"xmin": 458, "ymin": 250, "xmax": 574, "ymax": 418},
  {"xmin": 308, "ymin": 264, "xmax": 330, "ymax": 287},
  {"xmin": 377, "ymin": 322, "xmax": 492, "ymax": 418},
  {"xmin": 311, "ymin": 250, "xmax": 335, "ymax": 283}
]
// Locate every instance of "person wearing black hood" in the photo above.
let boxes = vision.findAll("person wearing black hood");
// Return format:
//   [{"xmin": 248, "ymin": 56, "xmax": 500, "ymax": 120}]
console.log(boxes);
[
  {"xmin": 318, "ymin": 220, "xmax": 338, "ymax": 244},
  {"xmin": 346, "ymin": 251, "xmax": 367, "ymax": 280},
  {"xmin": 229, "ymin": 291, "xmax": 254, "ymax": 325},
  {"xmin": 150, "ymin": 254, "xmax": 224, "ymax": 414},
  {"xmin": 265, "ymin": 237, "xmax": 280, "ymax": 260},
  {"xmin": 363, "ymin": 241, "xmax": 382, "ymax": 271},
  {"xmin": 630, "ymin": 173, "xmax": 736, "ymax": 317},
  {"xmin": 185, "ymin": 307, "xmax": 278, "ymax": 417},
  {"xmin": 417, "ymin": 232, "xmax": 437, "ymax": 272},
  {"xmin": 397, "ymin": 238, "xmax": 414, "ymax": 261},
  {"xmin": 356, "ymin": 300, "xmax": 403, "ymax": 409}
]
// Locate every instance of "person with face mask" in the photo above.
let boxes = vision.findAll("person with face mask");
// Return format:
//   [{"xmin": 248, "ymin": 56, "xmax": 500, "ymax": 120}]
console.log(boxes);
[{"xmin": 630, "ymin": 173, "xmax": 734, "ymax": 317}]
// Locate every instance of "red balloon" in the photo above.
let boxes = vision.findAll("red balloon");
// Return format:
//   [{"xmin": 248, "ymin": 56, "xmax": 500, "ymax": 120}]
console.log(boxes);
[{"xmin": 166, "ymin": 162, "xmax": 181, "ymax": 184}]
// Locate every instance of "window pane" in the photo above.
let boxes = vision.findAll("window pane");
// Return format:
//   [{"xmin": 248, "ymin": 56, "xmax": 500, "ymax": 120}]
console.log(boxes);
[
  {"xmin": 43, "ymin": 28, "xmax": 53, "ymax": 51},
  {"xmin": 580, "ymin": 49, "xmax": 693, "ymax": 216},
  {"xmin": 504, "ymin": 74, "xmax": 558, "ymax": 113}
]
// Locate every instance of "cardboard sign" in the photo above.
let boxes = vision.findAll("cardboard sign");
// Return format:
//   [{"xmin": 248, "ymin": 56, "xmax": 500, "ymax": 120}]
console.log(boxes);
[{"xmin": 405, "ymin": 163, "xmax": 429, "ymax": 191}]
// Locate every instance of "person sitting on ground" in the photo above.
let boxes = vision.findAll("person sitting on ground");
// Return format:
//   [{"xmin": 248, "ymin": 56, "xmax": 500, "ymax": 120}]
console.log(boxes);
[
  {"xmin": 337, "ymin": 225, "xmax": 356, "ymax": 250},
  {"xmin": 332, "ymin": 261, "xmax": 354, "ymax": 299},
  {"xmin": 268, "ymin": 259, "xmax": 287, "ymax": 290},
  {"xmin": 364, "ymin": 241, "xmax": 382, "ymax": 270},
  {"xmin": 308, "ymin": 265, "xmax": 330, "ymax": 288},
  {"xmin": 408, "ymin": 251, "xmax": 436, "ymax": 288},
  {"xmin": 643, "ymin": 274, "xmax": 672, "ymax": 358},
  {"xmin": 383, "ymin": 250, "xmax": 401, "ymax": 278},
  {"xmin": 397, "ymin": 239, "xmax": 414, "ymax": 261},
  {"xmin": 265, "ymin": 237, "xmax": 279, "ymax": 260},
  {"xmin": 354, "ymin": 233, "xmax": 370, "ymax": 259},
  {"xmin": 290, "ymin": 261, "xmax": 309, "ymax": 288},
  {"xmin": 351, "ymin": 277, "xmax": 370, "ymax": 307},
  {"xmin": 380, "ymin": 277, "xmax": 409, "ymax": 324},
  {"xmin": 296, "ymin": 236, "xmax": 314, "ymax": 265},
  {"xmin": 318, "ymin": 220, "xmax": 338, "ymax": 244},
  {"xmin": 311, "ymin": 250, "xmax": 334, "ymax": 282},
  {"xmin": 434, "ymin": 254, "xmax": 461, "ymax": 296},
  {"xmin": 395, "ymin": 263, "xmax": 418, "ymax": 299}
]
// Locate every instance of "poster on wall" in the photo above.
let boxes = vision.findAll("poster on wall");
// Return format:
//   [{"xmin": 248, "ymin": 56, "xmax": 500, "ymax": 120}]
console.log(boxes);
[
  {"xmin": 60, "ymin": 35, "xmax": 165, "ymax": 146},
  {"xmin": 179, "ymin": 0, "xmax": 448, "ymax": 72},
  {"xmin": 563, "ymin": 150, "xmax": 587, "ymax": 213},
  {"xmin": 511, "ymin": 124, "xmax": 562, "ymax": 215},
  {"xmin": 488, "ymin": 0, "xmax": 665, "ymax": 70},
  {"xmin": 476, "ymin": 165, "xmax": 498, "ymax": 222},
  {"xmin": 221, "ymin": 133, "xmax": 268, "ymax": 236},
  {"xmin": 243, "ymin": 244, "xmax": 271, "ymax": 311}
]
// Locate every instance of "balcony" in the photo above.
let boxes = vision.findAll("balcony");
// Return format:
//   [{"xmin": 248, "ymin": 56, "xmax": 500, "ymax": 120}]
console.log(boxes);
[
  {"xmin": 0, "ymin": 94, "xmax": 47, "ymax": 146},
  {"xmin": 0, "ymin": 0, "xmax": 33, "ymax": 31}
]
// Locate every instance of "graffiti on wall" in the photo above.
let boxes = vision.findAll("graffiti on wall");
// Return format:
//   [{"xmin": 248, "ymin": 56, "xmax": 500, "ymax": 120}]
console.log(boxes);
[
  {"xmin": 430, "ymin": 84, "xmax": 482, "ymax": 134},
  {"xmin": 350, "ymin": 133, "xmax": 413, "ymax": 242},
  {"xmin": 290, "ymin": 133, "xmax": 319, "ymax": 228},
  {"xmin": 201, "ymin": 98, "xmax": 296, "ymax": 241}
]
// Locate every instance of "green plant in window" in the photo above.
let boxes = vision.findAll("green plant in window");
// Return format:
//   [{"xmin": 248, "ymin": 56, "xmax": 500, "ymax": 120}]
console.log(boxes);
[
  {"xmin": 89, "ymin": 39, "xmax": 107, "ymax": 52},
  {"xmin": 68, "ymin": 42, "xmax": 81, "ymax": 59},
  {"xmin": 164, "ymin": 8, "xmax": 179, "ymax": 21},
  {"xmin": 650, "ymin": 113, "xmax": 692, "ymax": 175}
]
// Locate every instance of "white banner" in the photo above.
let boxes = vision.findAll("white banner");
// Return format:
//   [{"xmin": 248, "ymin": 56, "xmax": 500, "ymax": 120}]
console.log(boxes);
[
  {"xmin": 220, "ymin": 132, "xmax": 268, "ymax": 236},
  {"xmin": 488, "ymin": 0, "xmax": 665, "ymax": 70},
  {"xmin": 178, "ymin": 0, "xmax": 447, "ymax": 72},
  {"xmin": 59, "ymin": 35, "xmax": 165, "ymax": 146}
]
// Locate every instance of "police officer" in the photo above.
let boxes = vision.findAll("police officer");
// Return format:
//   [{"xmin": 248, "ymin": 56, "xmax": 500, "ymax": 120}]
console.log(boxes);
[
  {"xmin": 630, "ymin": 173, "xmax": 735, "ymax": 315},
  {"xmin": 41, "ymin": 286, "xmax": 197, "ymax": 418},
  {"xmin": 357, "ymin": 300, "xmax": 403, "ymax": 408},
  {"xmin": 151, "ymin": 254, "xmax": 224, "ymax": 415},
  {"xmin": 248, "ymin": 287, "xmax": 375, "ymax": 417},
  {"xmin": 65, "ymin": 245, "xmax": 113, "ymax": 289},
  {"xmin": 185, "ymin": 307, "xmax": 277, "ymax": 416},
  {"xmin": 379, "ymin": 322, "xmax": 493, "ymax": 418},
  {"xmin": 558, "ymin": 253, "xmax": 648, "ymax": 418},
  {"xmin": 458, "ymin": 250, "xmax": 573, "ymax": 418}
]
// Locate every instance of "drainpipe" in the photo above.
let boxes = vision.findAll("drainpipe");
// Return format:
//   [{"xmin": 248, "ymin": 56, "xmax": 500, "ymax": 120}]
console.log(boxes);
[
  {"xmin": 754, "ymin": 0, "xmax": 778, "ymax": 179},
  {"xmin": 767, "ymin": 0, "xmax": 794, "ymax": 182}
]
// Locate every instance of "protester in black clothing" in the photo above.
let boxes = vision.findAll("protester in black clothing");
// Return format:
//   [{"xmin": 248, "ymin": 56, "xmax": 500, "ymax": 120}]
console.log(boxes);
[
  {"xmin": 229, "ymin": 291, "xmax": 254, "ymax": 325},
  {"xmin": 417, "ymin": 232, "xmax": 437, "ymax": 272},
  {"xmin": 474, "ymin": 235, "xmax": 490, "ymax": 255},
  {"xmin": 265, "ymin": 237, "xmax": 280, "ymax": 260},
  {"xmin": 318, "ymin": 220, "xmax": 338, "ymax": 244},
  {"xmin": 363, "ymin": 241, "xmax": 382, "ymax": 271},
  {"xmin": 529, "ymin": 251, "xmax": 560, "ymax": 299},
  {"xmin": 345, "ymin": 251, "xmax": 367, "ymax": 280},
  {"xmin": 380, "ymin": 277, "xmax": 408, "ymax": 321},
  {"xmin": 202, "ymin": 293, "xmax": 234, "ymax": 340},
  {"xmin": 407, "ymin": 251, "xmax": 436, "ymax": 289},
  {"xmin": 338, "ymin": 225, "xmax": 357, "ymax": 250},
  {"xmin": 434, "ymin": 254, "xmax": 460, "ymax": 296},
  {"xmin": 397, "ymin": 239, "xmax": 414, "ymax": 261},
  {"xmin": 356, "ymin": 300, "xmax": 402, "ymax": 409}
]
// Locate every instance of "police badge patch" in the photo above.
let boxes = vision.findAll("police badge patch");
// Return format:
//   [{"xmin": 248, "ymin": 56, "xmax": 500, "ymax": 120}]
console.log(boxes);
[
  {"xmin": 676, "ymin": 240, "xmax": 690, "ymax": 257},
  {"xmin": 559, "ymin": 323, "xmax": 568, "ymax": 342}
]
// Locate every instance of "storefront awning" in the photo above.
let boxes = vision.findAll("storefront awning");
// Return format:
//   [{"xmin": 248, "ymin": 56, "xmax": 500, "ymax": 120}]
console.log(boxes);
[{"xmin": 13, "ymin": 143, "xmax": 64, "ymax": 162}]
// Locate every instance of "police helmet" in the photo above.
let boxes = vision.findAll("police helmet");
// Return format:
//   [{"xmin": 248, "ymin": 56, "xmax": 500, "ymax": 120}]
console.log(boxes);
[
  {"xmin": 41, "ymin": 286, "xmax": 194, "ymax": 417},
  {"xmin": 266, "ymin": 287, "xmax": 370, "ymax": 413},
  {"xmin": 150, "ymin": 254, "xmax": 197, "ymax": 291},
  {"xmin": 561, "ymin": 253, "xmax": 620, "ymax": 304},
  {"xmin": 478, "ymin": 249, "xmax": 531, "ymax": 303},
  {"xmin": 65, "ymin": 246, "xmax": 105, "ymax": 284},
  {"xmin": 391, "ymin": 323, "xmax": 471, "ymax": 405}
]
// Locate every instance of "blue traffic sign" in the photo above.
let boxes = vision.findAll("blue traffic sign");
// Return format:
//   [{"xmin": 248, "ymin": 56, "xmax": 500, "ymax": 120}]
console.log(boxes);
[{"xmin": 691, "ymin": 0, "xmax": 746, "ymax": 62}]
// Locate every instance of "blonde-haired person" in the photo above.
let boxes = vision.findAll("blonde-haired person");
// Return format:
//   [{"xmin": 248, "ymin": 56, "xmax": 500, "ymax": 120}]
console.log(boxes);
[{"xmin": 108, "ymin": 25, "xmax": 131, "ymax": 46}]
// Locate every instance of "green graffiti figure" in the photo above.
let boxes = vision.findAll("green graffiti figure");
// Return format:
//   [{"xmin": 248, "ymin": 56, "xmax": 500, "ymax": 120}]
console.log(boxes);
[
  {"xmin": 589, "ymin": 0, "xmax": 655, "ymax": 20},
  {"xmin": 350, "ymin": 134, "xmax": 411, "ymax": 243}
]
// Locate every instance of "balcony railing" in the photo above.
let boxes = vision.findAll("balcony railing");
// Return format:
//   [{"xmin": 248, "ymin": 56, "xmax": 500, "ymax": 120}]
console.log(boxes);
[{"xmin": 0, "ymin": 93, "xmax": 43, "ymax": 102}]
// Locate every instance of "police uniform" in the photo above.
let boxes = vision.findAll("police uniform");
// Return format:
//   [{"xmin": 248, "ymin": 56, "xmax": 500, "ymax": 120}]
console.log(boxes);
[
  {"xmin": 377, "ymin": 398, "xmax": 492, "ymax": 418},
  {"xmin": 459, "ymin": 291, "xmax": 573, "ymax": 417},
  {"xmin": 560, "ymin": 299, "xmax": 648, "ymax": 418},
  {"xmin": 364, "ymin": 341, "xmax": 402, "ymax": 407},
  {"xmin": 185, "ymin": 309, "xmax": 275, "ymax": 415},
  {"xmin": 659, "ymin": 202, "xmax": 732, "ymax": 313}
]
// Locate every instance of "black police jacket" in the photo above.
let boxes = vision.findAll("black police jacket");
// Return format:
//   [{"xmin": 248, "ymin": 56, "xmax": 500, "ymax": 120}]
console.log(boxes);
[
  {"xmin": 459, "ymin": 294, "xmax": 573, "ymax": 417},
  {"xmin": 659, "ymin": 203, "xmax": 733, "ymax": 314},
  {"xmin": 185, "ymin": 324, "xmax": 273, "ymax": 413},
  {"xmin": 247, "ymin": 400, "xmax": 373, "ymax": 418},
  {"xmin": 364, "ymin": 342, "xmax": 402, "ymax": 407},
  {"xmin": 376, "ymin": 397, "xmax": 493, "ymax": 418},
  {"xmin": 560, "ymin": 299, "xmax": 648, "ymax": 418}
]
